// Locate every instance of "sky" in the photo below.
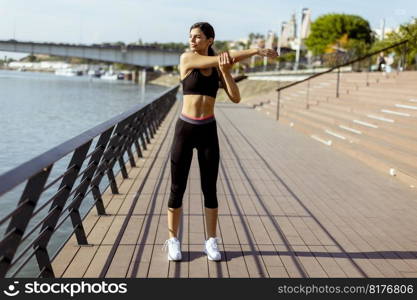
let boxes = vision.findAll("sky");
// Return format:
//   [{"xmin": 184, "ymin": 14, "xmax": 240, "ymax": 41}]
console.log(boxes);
[{"xmin": 0, "ymin": 0, "xmax": 415, "ymax": 59}]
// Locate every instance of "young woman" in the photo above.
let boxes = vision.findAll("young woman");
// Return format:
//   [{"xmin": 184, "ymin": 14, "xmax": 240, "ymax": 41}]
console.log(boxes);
[{"xmin": 163, "ymin": 22, "xmax": 277, "ymax": 261}]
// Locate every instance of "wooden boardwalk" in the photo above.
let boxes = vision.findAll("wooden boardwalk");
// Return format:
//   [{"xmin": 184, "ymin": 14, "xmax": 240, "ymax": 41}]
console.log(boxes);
[{"xmin": 52, "ymin": 99, "xmax": 417, "ymax": 278}]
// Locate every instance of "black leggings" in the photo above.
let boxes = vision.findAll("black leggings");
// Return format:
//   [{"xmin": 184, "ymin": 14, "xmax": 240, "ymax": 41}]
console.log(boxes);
[{"xmin": 168, "ymin": 118, "xmax": 220, "ymax": 209}]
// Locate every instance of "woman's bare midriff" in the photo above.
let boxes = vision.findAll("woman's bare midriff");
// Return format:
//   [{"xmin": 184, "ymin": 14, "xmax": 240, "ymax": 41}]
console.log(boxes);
[{"xmin": 181, "ymin": 94, "xmax": 216, "ymax": 118}]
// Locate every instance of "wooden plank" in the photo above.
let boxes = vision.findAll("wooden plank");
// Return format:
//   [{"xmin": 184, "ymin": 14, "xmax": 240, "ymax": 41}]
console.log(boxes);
[
  {"xmin": 83, "ymin": 245, "xmax": 112, "ymax": 278},
  {"xmin": 243, "ymin": 152, "xmax": 353, "ymax": 278},
  {"xmin": 207, "ymin": 176, "xmax": 231, "ymax": 278},
  {"xmin": 307, "ymin": 245, "xmax": 347, "ymax": 277},
  {"xmin": 127, "ymin": 244, "xmax": 153, "ymax": 278},
  {"xmin": 188, "ymin": 180, "xmax": 208, "ymax": 278},
  {"xmin": 62, "ymin": 245, "xmax": 98, "ymax": 277},
  {"xmin": 219, "ymin": 148, "xmax": 279, "ymax": 278},
  {"xmin": 167, "ymin": 194, "xmax": 189, "ymax": 278},
  {"xmin": 105, "ymin": 245, "xmax": 136, "ymax": 278},
  {"xmin": 223, "ymin": 244, "xmax": 249, "ymax": 278},
  {"xmin": 258, "ymin": 244, "xmax": 289, "ymax": 278},
  {"xmin": 147, "ymin": 190, "xmax": 170, "ymax": 278},
  {"xmin": 247, "ymin": 139, "xmax": 394, "ymax": 278}
]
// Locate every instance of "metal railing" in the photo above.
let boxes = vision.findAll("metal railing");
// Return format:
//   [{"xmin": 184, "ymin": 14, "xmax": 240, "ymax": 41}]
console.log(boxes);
[
  {"xmin": 245, "ymin": 50, "xmax": 361, "ymax": 74},
  {"xmin": 274, "ymin": 39, "xmax": 411, "ymax": 120},
  {"xmin": 0, "ymin": 84, "xmax": 179, "ymax": 278}
]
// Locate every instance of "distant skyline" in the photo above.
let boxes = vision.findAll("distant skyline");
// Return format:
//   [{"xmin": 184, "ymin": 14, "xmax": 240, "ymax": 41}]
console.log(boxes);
[{"xmin": 1, "ymin": 0, "xmax": 415, "ymax": 59}]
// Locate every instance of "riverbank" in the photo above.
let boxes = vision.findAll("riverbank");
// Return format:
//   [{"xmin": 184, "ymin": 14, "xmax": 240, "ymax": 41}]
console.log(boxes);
[
  {"xmin": 0, "ymin": 66, "xmax": 54, "ymax": 73},
  {"xmin": 148, "ymin": 73, "xmax": 180, "ymax": 87},
  {"xmin": 216, "ymin": 79, "xmax": 279, "ymax": 103}
]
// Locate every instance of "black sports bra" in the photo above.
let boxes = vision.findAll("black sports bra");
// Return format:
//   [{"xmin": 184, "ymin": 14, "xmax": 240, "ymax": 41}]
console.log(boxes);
[{"xmin": 181, "ymin": 68, "xmax": 219, "ymax": 98}]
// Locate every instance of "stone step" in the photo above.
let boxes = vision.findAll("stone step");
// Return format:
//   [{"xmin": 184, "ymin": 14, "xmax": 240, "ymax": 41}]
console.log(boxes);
[
  {"xmin": 315, "ymin": 101, "xmax": 417, "ymax": 128},
  {"xmin": 282, "ymin": 108, "xmax": 417, "ymax": 169},
  {"xmin": 278, "ymin": 112, "xmax": 417, "ymax": 188},
  {"xmin": 306, "ymin": 105, "xmax": 417, "ymax": 140}
]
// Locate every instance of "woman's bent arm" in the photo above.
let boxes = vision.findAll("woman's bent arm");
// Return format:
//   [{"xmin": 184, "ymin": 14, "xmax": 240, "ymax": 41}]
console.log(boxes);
[{"xmin": 219, "ymin": 70, "xmax": 241, "ymax": 103}]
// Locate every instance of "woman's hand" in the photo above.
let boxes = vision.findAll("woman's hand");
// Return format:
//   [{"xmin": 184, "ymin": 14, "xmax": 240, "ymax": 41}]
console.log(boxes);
[
  {"xmin": 218, "ymin": 51, "xmax": 235, "ymax": 74},
  {"xmin": 257, "ymin": 48, "xmax": 278, "ymax": 58}
]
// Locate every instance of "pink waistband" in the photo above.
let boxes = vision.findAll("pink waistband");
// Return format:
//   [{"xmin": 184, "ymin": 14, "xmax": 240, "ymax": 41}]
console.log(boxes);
[{"xmin": 180, "ymin": 113, "xmax": 215, "ymax": 120}]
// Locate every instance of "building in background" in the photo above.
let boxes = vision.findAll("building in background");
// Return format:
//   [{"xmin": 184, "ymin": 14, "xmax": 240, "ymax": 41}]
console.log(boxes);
[{"xmin": 278, "ymin": 8, "xmax": 312, "ymax": 57}]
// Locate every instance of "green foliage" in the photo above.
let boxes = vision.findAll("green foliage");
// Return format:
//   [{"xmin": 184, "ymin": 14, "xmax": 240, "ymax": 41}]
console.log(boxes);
[
  {"xmin": 305, "ymin": 13, "xmax": 373, "ymax": 55},
  {"xmin": 248, "ymin": 33, "xmax": 265, "ymax": 41},
  {"xmin": 40, "ymin": 55, "xmax": 65, "ymax": 62},
  {"xmin": 247, "ymin": 32, "xmax": 265, "ymax": 49},
  {"xmin": 253, "ymin": 59, "xmax": 265, "ymax": 68},
  {"xmin": 27, "ymin": 54, "xmax": 38, "ymax": 62},
  {"xmin": 213, "ymin": 40, "xmax": 230, "ymax": 52},
  {"xmin": 138, "ymin": 41, "xmax": 187, "ymax": 51},
  {"xmin": 113, "ymin": 63, "xmax": 136, "ymax": 70},
  {"xmin": 371, "ymin": 18, "xmax": 417, "ymax": 67},
  {"xmin": 236, "ymin": 41, "xmax": 247, "ymax": 50},
  {"xmin": 278, "ymin": 52, "xmax": 296, "ymax": 62},
  {"xmin": 346, "ymin": 39, "xmax": 371, "ymax": 57},
  {"xmin": 162, "ymin": 66, "xmax": 174, "ymax": 72}
]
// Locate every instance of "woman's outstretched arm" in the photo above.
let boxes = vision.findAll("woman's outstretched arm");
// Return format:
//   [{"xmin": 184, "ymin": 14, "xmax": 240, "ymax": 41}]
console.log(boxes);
[{"xmin": 180, "ymin": 48, "xmax": 277, "ymax": 70}]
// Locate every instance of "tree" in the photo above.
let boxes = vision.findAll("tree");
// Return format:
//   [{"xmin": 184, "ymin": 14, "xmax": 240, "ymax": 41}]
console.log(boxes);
[
  {"xmin": 247, "ymin": 32, "xmax": 265, "ymax": 48},
  {"xmin": 132, "ymin": 40, "xmax": 187, "ymax": 51},
  {"xmin": 213, "ymin": 40, "xmax": 229, "ymax": 52},
  {"xmin": 277, "ymin": 52, "xmax": 296, "ymax": 64},
  {"xmin": 305, "ymin": 14, "xmax": 373, "ymax": 55},
  {"xmin": 27, "ymin": 54, "xmax": 37, "ymax": 62},
  {"xmin": 371, "ymin": 18, "xmax": 417, "ymax": 68}
]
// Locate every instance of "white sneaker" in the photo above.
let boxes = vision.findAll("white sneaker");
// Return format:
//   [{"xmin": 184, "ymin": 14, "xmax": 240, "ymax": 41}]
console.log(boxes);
[
  {"xmin": 203, "ymin": 237, "xmax": 221, "ymax": 261},
  {"xmin": 162, "ymin": 237, "xmax": 182, "ymax": 261}
]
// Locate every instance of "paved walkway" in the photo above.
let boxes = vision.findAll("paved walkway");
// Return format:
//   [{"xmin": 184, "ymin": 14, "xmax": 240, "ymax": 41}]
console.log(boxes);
[{"xmin": 52, "ymin": 98, "xmax": 417, "ymax": 278}]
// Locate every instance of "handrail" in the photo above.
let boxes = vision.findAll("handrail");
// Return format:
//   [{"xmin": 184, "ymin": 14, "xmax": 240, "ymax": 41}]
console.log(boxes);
[
  {"xmin": 0, "ymin": 84, "xmax": 179, "ymax": 196},
  {"xmin": 273, "ymin": 38, "xmax": 411, "ymax": 121},
  {"xmin": 276, "ymin": 38, "xmax": 409, "ymax": 92},
  {"xmin": 0, "ymin": 84, "xmax": 179, "ymax": 278}
]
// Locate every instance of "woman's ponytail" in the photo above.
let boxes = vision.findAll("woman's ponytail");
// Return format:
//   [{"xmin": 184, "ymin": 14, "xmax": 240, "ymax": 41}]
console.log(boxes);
[{"xmin": 208, "ymin": 44, "xmax": 216, "ymax": 57}]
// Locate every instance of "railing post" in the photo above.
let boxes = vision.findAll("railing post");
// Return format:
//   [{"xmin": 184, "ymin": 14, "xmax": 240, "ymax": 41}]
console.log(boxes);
[
  {"xmin": 143, "ymin": 108, "xmax": 151, "ymax": 144},
  {"xmin": 68, "ymin": 127, "xmax": 114, "ymax": 244},
  {"xmin": 34, "ymin": 141, "xmax": 91, "ymax": 278},
  {"xmin": 276, "ymin": 89, "xmax": 281, "ymax": 121},
  {"xmin": 92, "ymin": 120, "xmax": 130, "ymax": 195},
  {"xmin": 119, "ymin": 112, "xmax": 143, "ymax": 169},
  {"xmin": 0, "ymin": 166, "xmax": 52, "ymax": 277},
  {"xmin": 138, "ymin": 111, "xmax": 147, "ymax": 151},
  {"xmin": 336, "ymin": 67, "xmax": 341, "ymax": 98},
  {"xmin": 402, "ymin": 41, "xmax": 408, "ymax": 71}
]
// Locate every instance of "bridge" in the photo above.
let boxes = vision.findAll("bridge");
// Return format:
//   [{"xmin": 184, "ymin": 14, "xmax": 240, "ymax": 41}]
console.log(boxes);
[
  {"xmin": 1, "ymin": 39, "xmax": 417, "ymax": 278},
  {"xmin": 0, "ymin": 40, "xmax": 181, "ymax": 67}
]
